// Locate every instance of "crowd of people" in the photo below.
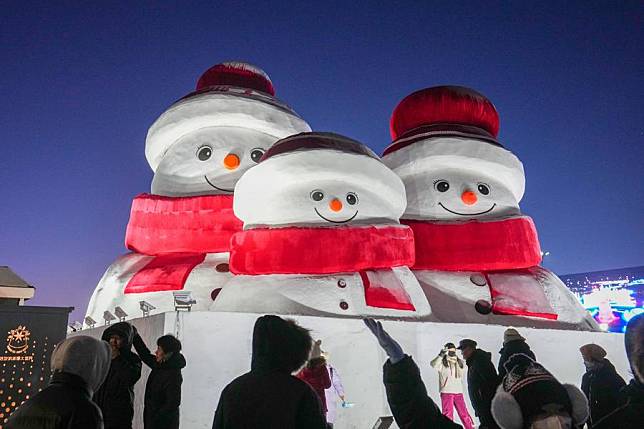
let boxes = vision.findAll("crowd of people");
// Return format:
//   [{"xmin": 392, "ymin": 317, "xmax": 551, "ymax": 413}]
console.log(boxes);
[{"xmin": 4, "ymin": 314, "xmax": 643, "ymax": 429}]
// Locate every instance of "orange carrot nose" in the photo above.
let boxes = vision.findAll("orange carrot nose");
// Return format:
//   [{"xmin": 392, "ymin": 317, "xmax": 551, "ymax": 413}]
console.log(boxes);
[
  {"xmin": 329, "ymin": 198, "xmax": 343, "ymax": 212},
  {"xmin": 223, "ymin": 153, "xmax": 240, "ymax": 170},
  {"xmin": 461, "ymin": 191, "xmax": 478, "ymax": 205}
]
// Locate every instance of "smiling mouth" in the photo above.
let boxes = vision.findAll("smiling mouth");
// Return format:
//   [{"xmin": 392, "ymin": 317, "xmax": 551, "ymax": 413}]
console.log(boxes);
[
  {"xmin": 205, "ymin": 176, "xmax": 234, "ymax": 193},
  {"xmin": 314, "ymin": 208, "xmax": 358, "ymax": 224},
  {"xmin": 438, "ymin": 202, "xmax": 496, "ymax": 216}
]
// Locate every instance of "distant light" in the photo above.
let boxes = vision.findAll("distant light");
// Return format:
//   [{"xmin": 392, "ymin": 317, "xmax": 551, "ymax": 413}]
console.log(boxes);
[{"xmin": 173, "ymin": 291, "xmax": 196, "ymax": 312}]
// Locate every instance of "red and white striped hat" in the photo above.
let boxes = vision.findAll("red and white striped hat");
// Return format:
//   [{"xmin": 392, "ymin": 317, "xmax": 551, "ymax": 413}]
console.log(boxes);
[
  {"xmin": 145, "ymin": 62, "xmax": 311, "ymax": 170},
  {"xmin": 382, "ymin": 86, "xmax": 525, "ymax": 201}
]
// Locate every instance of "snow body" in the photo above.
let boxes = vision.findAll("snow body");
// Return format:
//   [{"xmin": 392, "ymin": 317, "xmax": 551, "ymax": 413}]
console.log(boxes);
[
  {"xmin": 211, "ymin": 133, "xmax": 432, "ymax": 319},
  {"xmin": 85, "ymin": 63, "xmax": 310, "ymax": 324},
  {"xmin": 382, "ymin": 86, "xmax": 598, "ymax": 330}
]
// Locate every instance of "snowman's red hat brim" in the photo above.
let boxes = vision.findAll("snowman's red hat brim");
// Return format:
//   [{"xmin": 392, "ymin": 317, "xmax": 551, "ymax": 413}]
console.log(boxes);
[
  {"xmin": 145, "ymin": 88, "xmax": 311, "ymax": 170},
  {"xmin": 383, "ymin": 135, "xmax": 525, "ymax": 201}
]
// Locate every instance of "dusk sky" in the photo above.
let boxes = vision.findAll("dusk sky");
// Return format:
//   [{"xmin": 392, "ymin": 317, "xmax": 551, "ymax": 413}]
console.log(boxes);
[{"xmin": 2, "ymin": 2, "xmax": 643, "ymax": 321}]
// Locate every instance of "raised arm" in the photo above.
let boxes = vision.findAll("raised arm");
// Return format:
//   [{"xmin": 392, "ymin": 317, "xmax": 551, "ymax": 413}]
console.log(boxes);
[{"xmin": 132, "ymin": 332, "xmax": 157, "ymax": 369}]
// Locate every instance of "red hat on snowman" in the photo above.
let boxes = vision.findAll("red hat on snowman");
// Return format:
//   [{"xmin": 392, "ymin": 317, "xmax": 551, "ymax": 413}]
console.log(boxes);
[
  {"xmin": 382, "ymin": 86, "xmax": 525, "ymax": 202},
  {"xmin": 145, "ymin": 61, "xmax": 311, "ymax": 171}
]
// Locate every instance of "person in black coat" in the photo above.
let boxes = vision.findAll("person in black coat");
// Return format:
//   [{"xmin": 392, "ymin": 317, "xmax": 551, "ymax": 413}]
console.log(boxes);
[
  {"xmin": 6, "ymin": 335, "xmax": 111, "ymax": 429},
  {"xmin": 213, "ymin": 315, "xmax": 326, "ymax": 429},
  {"xmin": 364, "ymin": 318, "xmax": 462, "ymax": 429},
  {"xmin": 611, "ymin": 313, "xmax": 644, "ymax": 429},
  {"xmin": 458, "ymin": 339, "xmax": 499, "ymax": 429},
  {"xmin": 94, "ymin": 322, "xmax": 142, "ymax": 429},
  {"xmin": 133, "ymin": 331, "xmax": 186, "ymax": 429},
  {"xmin": 497, "ymin": 328, "xmax": 535, "ymax": 379},
  {"xmin": 579, "ymin": 343, "xmax": 626, "ymax": 428}
]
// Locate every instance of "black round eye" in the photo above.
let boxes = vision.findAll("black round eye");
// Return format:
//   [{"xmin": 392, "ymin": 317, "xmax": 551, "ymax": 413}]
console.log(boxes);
[
  {"xmin": 310, "ymin": 190, "xmax": 324, "ymax": 201},
  {"xmin": 477, "ymin": 184, "xmax": 490, "ymax": 195},
  {"xmin": 250, "ymin": 148, "xmax": 265, "ymax": 163},
  {"xmin": 346, "ymin": 192, "xmax": 358, "ymax": 205},
  {"xmin": 197, "ymin": 146, "xmax": 212, "ymax": 161},
  {"xmin": 435, "ymin": 180, "xmax": 450, "ymax": 192}
]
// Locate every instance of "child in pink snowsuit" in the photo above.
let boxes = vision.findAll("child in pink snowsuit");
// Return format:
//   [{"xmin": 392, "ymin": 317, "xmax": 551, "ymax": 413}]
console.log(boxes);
[{"xmin": 430, "ymin": 343, "xmax": 474, "ymax": 429}]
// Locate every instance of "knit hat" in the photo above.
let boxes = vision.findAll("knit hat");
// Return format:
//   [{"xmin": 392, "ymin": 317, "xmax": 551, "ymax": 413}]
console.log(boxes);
[
  {"xmin": 492, "ymin": 354, "xmax": 589, "ymax": 429},
  {"xmin": 145, "ymin": 61, "xmax": 311, "ymax": 171},
  {"xmin": 504, "ymin": 328, "xmax": 526, "ymax": 345},
  {"xmin": 382, "ymin": 86, "xmax": 525, "ymax": 203},
  {"xmin": 579, "ymin": 344, "xmax": 607, "ymax": 362}
]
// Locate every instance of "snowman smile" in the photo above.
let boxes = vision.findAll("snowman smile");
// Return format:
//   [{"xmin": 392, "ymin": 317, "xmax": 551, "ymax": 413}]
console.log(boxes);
[
  {"xmin": 314, "ymin": 208, "xmax": 359, "ymax": 224},
  {"xmin": 205, "ymin": 175, "xmax": 234, "ymax": 193},
  {"xmin": 438, "ymin": 202, "xmax": 496, "ymax": 216}
]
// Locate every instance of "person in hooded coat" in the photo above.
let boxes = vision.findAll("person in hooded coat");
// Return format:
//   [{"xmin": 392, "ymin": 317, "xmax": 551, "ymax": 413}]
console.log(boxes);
[
  {"xmin": 611, "ymin": 313, "xmax": 644, "ymax": 429},
  {"xmin": 6, "ymin": 335, "xmax": 111, "ymax": 429},
  {"xmin": 491, "ymin": 353, "xmax": 589, "ymax": 429},
  {"xmin": 579, "ymin": 343, "xmax": 626, "ymax": 428},
  {"xmin": 497, "ymin": 328, "xmax": 536, "ymax": 380},
  {"xmin": 430, "ymin": 343, "xmax": 474, "ymax": 429},
  {"xmin": 93, "ymin": 322, "xmax": 142, "ymax": 429},
  {"xmin": 457, "ymin": 339, "xmax": 500, "ymax": 429},
  {"xmin": 364, "ymin": 318, "xmax": 462, "ymax": 429},
  {"xmin": 212, "ymin": 315, "xmax": 327, "ymax": 429},
  {"xmin": 132, "ymin": 331, "xmax": 185, "ymax": 429}
]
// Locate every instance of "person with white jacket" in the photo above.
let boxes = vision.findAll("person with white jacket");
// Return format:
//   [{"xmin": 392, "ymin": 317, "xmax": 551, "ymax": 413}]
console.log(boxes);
[{"xmin": 430, "ymin": 343, "xmax": 475, "ymax": 429}]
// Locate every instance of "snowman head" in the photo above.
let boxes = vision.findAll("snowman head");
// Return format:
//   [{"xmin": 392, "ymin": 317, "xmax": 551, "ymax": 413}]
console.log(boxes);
[
  {"xmin": 234, "ymin": 132, "xmax": 407, "ymax": 228},
  {"xmin": 145, "ymin": 62, "xmax": 311, "ymax": 197},
  {"xmin": 382, "ymin": 86, "xmax": 525, "ymax": 220}
]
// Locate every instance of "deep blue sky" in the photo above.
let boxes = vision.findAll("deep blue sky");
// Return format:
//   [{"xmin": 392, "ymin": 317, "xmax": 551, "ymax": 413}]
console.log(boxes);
[{"xmin": 2, "ymin": 1, "xmax": 643, "ymax": 321}]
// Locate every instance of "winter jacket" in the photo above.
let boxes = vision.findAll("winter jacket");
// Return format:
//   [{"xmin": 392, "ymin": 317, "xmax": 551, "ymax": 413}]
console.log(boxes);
[
  {"xmin": 465, "ymin": 349, "xmax": 499, "ymax": 429},
  {"xmin": 611, "ymin": 379, "xmax": 644, "ymax": 429},
  {"xmin": 430, "ymin": 354, "xmax": 466, "ymax": 394},
  {"xmin": 383, "ymin": 355, "xmax": 462, "ymax": 429},
  {"xmin": 297, "ymin": 363, "xmax": 332, "ymax": 413},
  {"xmin": 7, "ymin": 336, "xmax": 110, "ymax": 429},
  {"xmin": 133, "ymin": 334, "xmax": 185, "ymax": 429},
  {"xmin": 94, "ymin": 323, "xmax": 142, "ymax": 429},
  {"xmin": 212, "ymin": 315, "xmax": 327, "ymax": 429},
  {"xmin": 497, "ymin": 339, "xmax": 535, "ymax": 379},
  {"xmin": 581, "ymin": 359, "xmax": 627, "ymax": 428}
]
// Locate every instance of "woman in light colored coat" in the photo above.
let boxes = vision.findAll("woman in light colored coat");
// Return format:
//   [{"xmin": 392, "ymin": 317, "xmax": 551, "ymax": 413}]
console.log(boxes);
[
  {"xmin": 324, "ymin": 361, "xmax": 346, "ymax": 428},
  {"xmin": 430, "ymin": 342, "xmax": 474, "ymax": 429}
]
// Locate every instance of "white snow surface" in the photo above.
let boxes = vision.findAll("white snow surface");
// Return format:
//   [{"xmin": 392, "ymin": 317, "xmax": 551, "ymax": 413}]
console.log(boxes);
[
  {"xmin": 85, "ymin": 252, "xmax": 231, "ymax": 323},
  {"xmin": 71, "ymin": 311, "xmax": 632, "ymax": 429},
  {"xmin": 234, "ymin": 150, "xmax": 407, "ymax": 227}
]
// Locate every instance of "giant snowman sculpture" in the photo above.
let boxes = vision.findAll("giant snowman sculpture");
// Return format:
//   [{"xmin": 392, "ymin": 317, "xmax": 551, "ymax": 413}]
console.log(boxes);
[
  {"xmin": 85, "ymin": 62, "xmax": 310, "ymax": 322},
  {"xmin": 382, "ymin": 86, "xmax": 598, "ymax": 330},
  {"xmin": 211, "ymin": 132, "xmax": 432, "ymax": 318}
]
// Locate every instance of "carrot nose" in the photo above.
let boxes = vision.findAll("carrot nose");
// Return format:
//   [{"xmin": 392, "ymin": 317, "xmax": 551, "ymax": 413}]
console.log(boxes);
[
  {"xmin": 223, "ymin": 153, "xmax": 240, "ymax": 170},
  {"xmin": 329, "ymin": 199, "xmax": 343, "ymax": 212},
  {"xmin": 461, "ymin": 191, "xmax": 478, "ymax": 205}
]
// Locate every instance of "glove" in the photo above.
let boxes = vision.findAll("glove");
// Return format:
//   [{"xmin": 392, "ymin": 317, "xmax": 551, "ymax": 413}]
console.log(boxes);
[
  {"xmin": 439, "ymin": 348, "xmax": 447, "ymax": 357},
  {"xmin": 363, "ymin": 318, "xmax": 405, "ymax": 364}
]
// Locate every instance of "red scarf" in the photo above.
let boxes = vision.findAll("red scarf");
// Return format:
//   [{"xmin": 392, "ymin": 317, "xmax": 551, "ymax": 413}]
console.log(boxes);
[
  {"xmin": 404, "ymin": 217, "xmax": 541, "ymax": 271},
  {"xmin": 404, "ymin": 217, "xmax": 556, "ymax": 320},
  {"xmin": 229, "ymin": 225, "xmax": 414, "ymax": 275},
  {"xmin": 125, "ymin": 193, "xmax": 242, "ymax": 255},
  {"xmin": 229, "ymin": 225, "xmax": 417, "ymax": 311},
  {"xmin": 123, "ymin": 193, "xmax": 242, "ymax": 294}
]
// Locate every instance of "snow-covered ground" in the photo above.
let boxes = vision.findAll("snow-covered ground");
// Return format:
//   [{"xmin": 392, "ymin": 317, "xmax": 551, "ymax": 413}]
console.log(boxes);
[{"xmin": 73, "ymin": 311, "xmax": 631, "ymax": 429}]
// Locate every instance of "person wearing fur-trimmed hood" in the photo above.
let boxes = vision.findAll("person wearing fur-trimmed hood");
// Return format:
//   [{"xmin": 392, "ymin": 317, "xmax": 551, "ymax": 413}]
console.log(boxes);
[{"xmin": 491, "ymin": 353, "xmax": 588, "ymax": 429}]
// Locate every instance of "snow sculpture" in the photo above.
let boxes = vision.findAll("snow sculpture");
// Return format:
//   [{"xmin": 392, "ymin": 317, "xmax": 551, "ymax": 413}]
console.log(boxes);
[
  {"xmin": 85, "ymin": 62, "xmax": 311, "ymax": 323},
  {"xmin": 382, "ymin": 86, "xmax": 598, "ymax": 330},
  {"xmin": 211, "ymin": 132, "xmax": 432, "ymax": 318}
]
